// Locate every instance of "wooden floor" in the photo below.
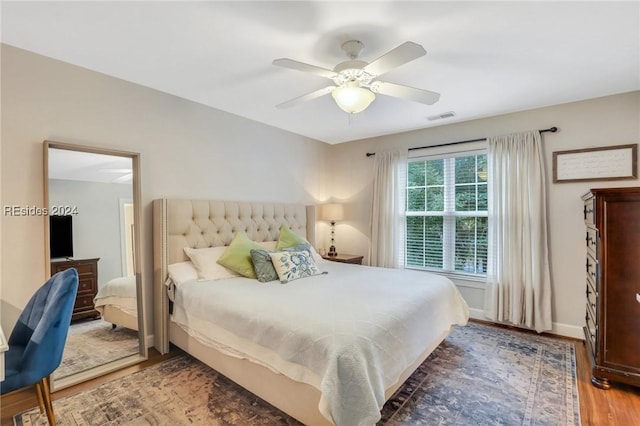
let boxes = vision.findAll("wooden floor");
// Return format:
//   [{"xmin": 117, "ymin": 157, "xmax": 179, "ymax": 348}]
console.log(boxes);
[
  {"xmin": 2, "ymin": 330, "xmax": 639, "ymax": 426},
  {"xmin": 574, "ymin": 338, "xmax": 640, "ymax": 426}
]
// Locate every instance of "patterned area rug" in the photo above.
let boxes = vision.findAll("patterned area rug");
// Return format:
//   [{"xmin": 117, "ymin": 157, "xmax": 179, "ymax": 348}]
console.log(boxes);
[
  {"xmin": 17, "ymin": 322, "xmax": 579, "ymax": 425},
  {"xmin": 54, "ymin": 320, "xmax": 140, "ymax": 380}
]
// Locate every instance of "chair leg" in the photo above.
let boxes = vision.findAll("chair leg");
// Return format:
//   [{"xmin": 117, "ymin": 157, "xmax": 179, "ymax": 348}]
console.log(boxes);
[
  {"xmin": 39, "ymin": 376, "xmax": 57, "ymax": 426},
  {"xmin": 34, "ymin": 381, "xmax": 45, "ymax": 414}
]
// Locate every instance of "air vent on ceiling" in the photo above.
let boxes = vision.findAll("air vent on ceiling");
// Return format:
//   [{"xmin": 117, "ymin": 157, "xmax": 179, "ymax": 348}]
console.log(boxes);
[{"xmin": 427, "ymin": 111, "xmax": 456, "ymax": 121}]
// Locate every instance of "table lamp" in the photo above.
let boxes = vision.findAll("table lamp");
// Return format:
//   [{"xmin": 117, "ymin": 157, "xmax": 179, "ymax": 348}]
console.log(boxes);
[{"xmin": 321, "ymin": 203, "xmax": 344, "ymax": 256}]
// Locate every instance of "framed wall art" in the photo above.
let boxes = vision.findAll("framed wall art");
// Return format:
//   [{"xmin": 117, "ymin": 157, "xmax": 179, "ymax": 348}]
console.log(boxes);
[{"xmin": 552, "ymin": 144, "xmax": 637, "ymax": 183}]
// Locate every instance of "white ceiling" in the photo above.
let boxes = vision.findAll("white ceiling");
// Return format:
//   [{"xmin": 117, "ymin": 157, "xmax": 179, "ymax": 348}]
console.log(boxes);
[
  {"xmin": 2, "ymin": 1, "xmax": 639, "ymax": 144},
  {"xmin": 48, "ymin": 149, "xmax": 133, "ymax": 184}
]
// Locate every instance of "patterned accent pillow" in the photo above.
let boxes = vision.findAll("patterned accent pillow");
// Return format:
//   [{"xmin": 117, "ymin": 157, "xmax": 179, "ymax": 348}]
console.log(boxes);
[
  {"xmin": 285, "ymin": 242, "xmax": 314, "ymax": 257},
  {"xmin": 250, "ymin": 243, "xmax": 315, "ymax": 283},
  {"xmin": 250, "ymin": 249, "xmax": 279, "ymax": 283},
  {"xmin": 269, "ymin": 250, "xmax": 325, "ymax": 284}
]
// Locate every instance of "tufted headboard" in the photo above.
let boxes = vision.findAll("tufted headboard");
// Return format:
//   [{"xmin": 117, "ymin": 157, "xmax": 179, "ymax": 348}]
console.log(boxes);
[{"xmin": 152, "ymin": 199, "xmax": 316, "ymax": 353}]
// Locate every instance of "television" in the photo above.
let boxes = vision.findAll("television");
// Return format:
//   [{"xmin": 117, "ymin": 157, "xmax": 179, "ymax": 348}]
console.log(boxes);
[{"xmin": 49, "ymin": 215, "xmax": 73, "ymax": 259}]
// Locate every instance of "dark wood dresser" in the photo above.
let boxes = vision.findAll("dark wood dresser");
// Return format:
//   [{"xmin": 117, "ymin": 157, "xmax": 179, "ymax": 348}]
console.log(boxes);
[
  {"xmin": 51, "ymin": 257, "xmax": 100, "ymax": 322},
  {"xmin": 582, "ymin": 187, "xmax": 640, "ymax": 389}
]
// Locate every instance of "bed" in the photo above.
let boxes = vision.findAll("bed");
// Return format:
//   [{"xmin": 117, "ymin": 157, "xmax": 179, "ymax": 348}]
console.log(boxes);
[
  {"xmin": 93, "ymin": 276, "xmax": 138, "ymax": 331},
  {"xmin": 153, "ymin": 199, "xmax": 469, "ymax": 425}
]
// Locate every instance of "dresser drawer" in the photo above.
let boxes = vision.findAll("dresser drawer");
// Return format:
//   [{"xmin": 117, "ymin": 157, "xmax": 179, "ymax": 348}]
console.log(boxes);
[
  {"xmin": 583, "ymin": 196, "xmax": 595, "ymax": 225},
  {"xmin": 586, "ymin": 279, "xmax": 598, "ymax": 318},
  {"xmin": 586, "ymin": 252, "xmax": 599, "ymax": 283},
  {"xmin": 585, "ymin": 227, "xmax": 599, "ymax": 258},
  {"xmin": 74, "ymin": 294, "xmax": 96, "ymax": 312},
  {"xmin": 585, "ymin": 307, "xmax": 598, "ymax": 357},
  {"xmin": 73, "ymin": 262, "xmax": 98, "ymax": 277},
  {"xmin": 51, "ymin": 259, "xmax": 98, "ymax": 277},
  {"xmin": 78, "ymin": 277, "xmax": 97, "ymax": 295}
]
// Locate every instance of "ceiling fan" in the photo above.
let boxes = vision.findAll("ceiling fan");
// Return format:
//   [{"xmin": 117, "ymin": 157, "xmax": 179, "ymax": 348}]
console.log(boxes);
[{"xmin": 273, "ymin": 40, "xmax": 440, "ymax": 114}]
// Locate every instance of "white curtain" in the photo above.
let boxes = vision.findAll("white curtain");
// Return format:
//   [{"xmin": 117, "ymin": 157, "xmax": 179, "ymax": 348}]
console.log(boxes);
[
  {"xmin": 369, "ymin": 150, "xmax": 407, "ymax": 268},
  {"xmin": 484, "ymin": 130, "xmax": 552, "ymax": 332}
]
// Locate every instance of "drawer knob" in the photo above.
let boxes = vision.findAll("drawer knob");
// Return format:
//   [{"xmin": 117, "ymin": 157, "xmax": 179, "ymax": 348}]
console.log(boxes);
[{"xmin": 636, "ymin": 293, "xmax": 640, "ymax": 304}]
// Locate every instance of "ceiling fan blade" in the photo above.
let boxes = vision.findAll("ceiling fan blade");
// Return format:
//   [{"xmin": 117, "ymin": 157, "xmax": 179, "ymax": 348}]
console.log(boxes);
[
  {"xmin": 273, "ymin": 58, "xmax": 337, "ymax": 79},
  {"xmin": 276, "ymin": 86, "xmax": 336, "ymax": 109},
  {"xmin": 99, "ymin": 168, "xmax": 132, "ymax": 173},
  {"xmin": 112, "ymin": 173, "xmax": 132, "ymax": 183},
  {"xmin": 373, "ymin": 81, "xmax": 440, "ymax": 105},
  {"xmin": 364, "ymin": 42, "xmax": 426, "ymax": 76}
]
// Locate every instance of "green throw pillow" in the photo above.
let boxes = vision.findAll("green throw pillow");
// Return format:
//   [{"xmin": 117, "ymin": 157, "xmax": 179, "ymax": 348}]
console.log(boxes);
[
  {"xmin": 275, "ymin": 224, "xmax": 307, "ymax": 250},
  {"xmin": 217, "ymin": 232, "xmax": 263, "ymax": 278}
]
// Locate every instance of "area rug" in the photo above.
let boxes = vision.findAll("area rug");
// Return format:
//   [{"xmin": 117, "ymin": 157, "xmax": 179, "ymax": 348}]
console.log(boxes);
[
  {"xmin": 54, "ymin": 320, "xmax": 140, "ymax": 380},
  {"xmin": 16, "ymin": 322, "xmax": 580, "ymax": 425}
]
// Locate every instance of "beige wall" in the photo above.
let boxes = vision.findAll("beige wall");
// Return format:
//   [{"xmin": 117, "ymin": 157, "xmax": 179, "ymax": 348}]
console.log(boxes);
[
  {"xmin": 0, "ymin": 45, "xmax": 330, "ymax": 335},
  {"xmin": 325, "ymin": 90, "xmax": 640, "ymax": 338},
  {"xmin": 2, "ymin": 43, "xmax": 638, "ymax": 341}
]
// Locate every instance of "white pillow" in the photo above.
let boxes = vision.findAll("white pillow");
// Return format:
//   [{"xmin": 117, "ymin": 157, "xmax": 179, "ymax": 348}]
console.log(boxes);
[
  {"xmin": 167, "ymin": 261, "xmax": 199, "ymax": 286},
  {"xmin": 184, "ymin": 246, "xmax": 242, "ymax": 281}
]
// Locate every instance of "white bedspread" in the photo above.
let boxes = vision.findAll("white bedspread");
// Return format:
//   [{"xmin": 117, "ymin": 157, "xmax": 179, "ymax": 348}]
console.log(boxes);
[
  {"xmin": 94, "ymin": 276, "xmax": 137, "ymax": 315},
  {"xmin": 172, "ymin": 260, "xmax": 469, "ymax": 426}
]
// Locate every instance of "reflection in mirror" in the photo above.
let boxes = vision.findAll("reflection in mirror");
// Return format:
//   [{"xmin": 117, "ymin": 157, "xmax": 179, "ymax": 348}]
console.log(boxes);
[{"xmin": 44, "ymin": 141, "xmax": 146, "ymax": 390}]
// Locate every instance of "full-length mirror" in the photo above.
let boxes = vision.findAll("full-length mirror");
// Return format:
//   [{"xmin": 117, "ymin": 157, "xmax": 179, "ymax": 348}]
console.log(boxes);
[{"xmin": 44, "ymin": 141, "xmax": 146, "ymax": 390}]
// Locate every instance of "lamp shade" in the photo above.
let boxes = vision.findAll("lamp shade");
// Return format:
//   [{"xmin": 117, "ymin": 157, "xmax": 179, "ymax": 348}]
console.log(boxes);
[
  {"xmin": 331, "ymin": 86, "xmax": 375, "ymax": 114},
  {"xmin": 321, "ymin": 203, "xmax": 344, "ymax": 221}
]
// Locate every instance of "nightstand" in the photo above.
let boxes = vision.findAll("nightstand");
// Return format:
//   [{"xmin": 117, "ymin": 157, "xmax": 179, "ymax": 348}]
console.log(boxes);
[{"xmin": 321, "ymin": 253, "xmax": 364, "ymax": 265}]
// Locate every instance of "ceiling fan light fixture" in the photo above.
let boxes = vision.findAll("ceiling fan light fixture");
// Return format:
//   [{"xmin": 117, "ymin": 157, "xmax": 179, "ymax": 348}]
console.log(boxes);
[
  {"xmin": 331, "ymin": 85, "xmax": 375, "ymax": 114},
  {"xmin": 273, "ymin": 40, "xmax": 439, "ymax": 112}
]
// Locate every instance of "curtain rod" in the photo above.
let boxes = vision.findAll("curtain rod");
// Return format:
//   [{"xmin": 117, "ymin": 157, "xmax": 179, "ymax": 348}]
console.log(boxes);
[{"xmin": 365, "ymin": 126, "xmax": 558, "ymax": 157}]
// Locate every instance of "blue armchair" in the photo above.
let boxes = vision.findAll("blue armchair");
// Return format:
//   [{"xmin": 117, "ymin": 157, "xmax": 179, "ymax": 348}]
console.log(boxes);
[{"xmin": 1, "ymin": 268, "xmax": 79, "ymax": 425}]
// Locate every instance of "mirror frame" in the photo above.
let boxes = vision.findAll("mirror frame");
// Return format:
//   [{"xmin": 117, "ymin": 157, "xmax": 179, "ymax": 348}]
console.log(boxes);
[{"xmin": 43, "ymin": 140, "xmax": 147, "ymax": 390}]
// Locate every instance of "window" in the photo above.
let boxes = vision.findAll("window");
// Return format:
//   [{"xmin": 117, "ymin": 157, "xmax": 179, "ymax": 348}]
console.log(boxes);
[{"xmin": 406, "ymin": 152, "xmax": 488, "ymax": 276}]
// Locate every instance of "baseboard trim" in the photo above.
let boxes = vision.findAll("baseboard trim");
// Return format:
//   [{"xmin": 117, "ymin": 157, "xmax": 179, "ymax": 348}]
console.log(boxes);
[
  {"xmin": 468, "ymin": 308, "xmax": 485, "ymax": 320},
  {"xmin": 549, "ymin": 322, "xmax": 584, "ymax": 340},
  {"xmin": 467, "ymin": 309, "xmax": 584, "ymax": 340}
]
